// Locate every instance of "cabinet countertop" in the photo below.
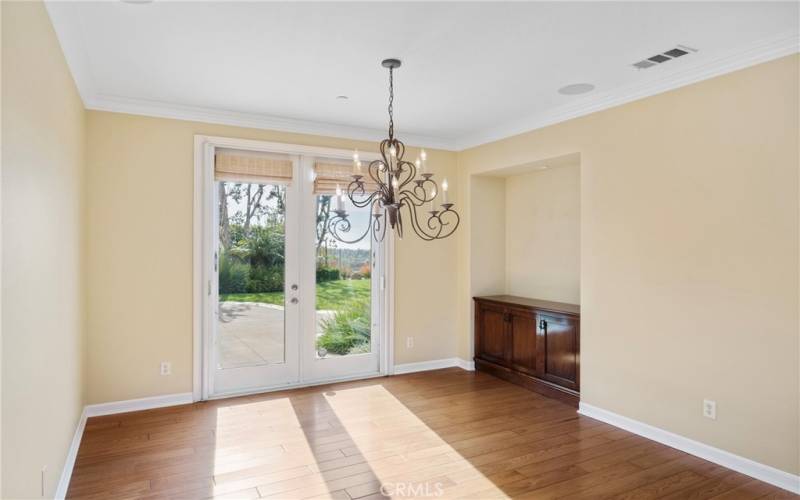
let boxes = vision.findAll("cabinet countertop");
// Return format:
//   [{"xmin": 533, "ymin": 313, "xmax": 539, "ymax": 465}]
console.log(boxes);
[{"xmin": 474, "ymin": 295, "xmax": 580, "ymax": 316}]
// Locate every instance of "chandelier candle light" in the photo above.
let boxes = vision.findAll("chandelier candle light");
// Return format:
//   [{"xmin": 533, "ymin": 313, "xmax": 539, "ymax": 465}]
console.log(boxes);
[{"xmin": 326, "ymin": 58, "xmax": 460, "ymax": 243}]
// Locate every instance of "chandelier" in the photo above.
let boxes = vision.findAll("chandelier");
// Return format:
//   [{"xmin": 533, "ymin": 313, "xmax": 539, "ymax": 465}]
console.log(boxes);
[{"xmin": 327, "ymin": 58, "xmax": 460, "ymax": 243}]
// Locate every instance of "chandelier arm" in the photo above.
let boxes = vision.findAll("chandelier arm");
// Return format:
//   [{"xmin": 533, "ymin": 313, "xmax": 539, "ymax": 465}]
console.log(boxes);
[
  {"xmin": 326, "ymin": 211, "xmax": 374, "ymax": 245},
  {"xmin": 394, "ymin": 141, "xmax": 405, "ymax": 166},
  {"xmin": 398, "ymin": 193, "xmax": 439, "ymax": 241},
  {"xmin": 400, "ymin": 178, "xmax": 438, "ymax": 206},
  {"xmin": 368, "ymin": 158, "xmax": 392, "ymax": 199},
  {"xmin": 372, "ymin": 214, "xmax": 387, "ymax": 242},
  {"xmin": 435, "ymin": 206, "xmax": 461, "ymax": 240},
  {"xmin": 416, "ymin": 181, "xmax": 438, "ymax": 203},
  {"xmin": 395, "ymin": 159, "xmax": 417, "ymax": 190},
  {"xmin": 400, "ymin": 192, "xmax": 460, "ymax": 241},
  {"xmin": 345, "ymin": 178, "xmax": 367, "ymax": 199},
  {"xmin": 345, "ymin": 181, "xmax": 379, "ymax": 209},
  {"xmin": 398, "ymin": 187, "xmax": 427, "ymax": 206},
  {"xmin": 379, "ymin": 139, "xmax": 398, "ymax": 179}
]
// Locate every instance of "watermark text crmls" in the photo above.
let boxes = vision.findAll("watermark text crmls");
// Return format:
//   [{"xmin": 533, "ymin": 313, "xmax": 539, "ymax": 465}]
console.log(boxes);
[{"xmin": 380, "ymin": 481, "xmax": 445, "ymax": 497}]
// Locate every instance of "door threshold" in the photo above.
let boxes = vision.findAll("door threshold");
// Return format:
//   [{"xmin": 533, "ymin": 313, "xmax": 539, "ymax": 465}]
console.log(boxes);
[{"xmin": 206, "ymin": 371, "xmax": 386, "ymax": 400}]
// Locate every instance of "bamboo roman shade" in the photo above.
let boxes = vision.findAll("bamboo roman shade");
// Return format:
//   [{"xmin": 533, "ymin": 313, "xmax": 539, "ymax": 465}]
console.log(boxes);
[
  {"xmin": 314, "ymin": 160, "xmax": 379, "ymax": 195},
  {"xmin": 215, "ymin": 150, "xmax": 293, "ymax": 184}
]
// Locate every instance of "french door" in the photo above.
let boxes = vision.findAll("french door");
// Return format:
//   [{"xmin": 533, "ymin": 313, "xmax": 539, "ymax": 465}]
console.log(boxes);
[{"xmin": 199, "ymin": 140, "xmax": 388, "ymax": 398}]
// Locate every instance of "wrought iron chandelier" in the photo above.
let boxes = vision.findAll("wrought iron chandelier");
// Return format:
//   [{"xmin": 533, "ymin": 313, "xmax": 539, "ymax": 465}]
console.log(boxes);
[{"xmin": 327, "ymin": 58, "xmax": 460, "ymax": 243}]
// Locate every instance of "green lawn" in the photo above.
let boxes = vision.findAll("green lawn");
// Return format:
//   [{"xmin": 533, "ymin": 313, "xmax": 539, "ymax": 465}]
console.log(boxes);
[{"xmin": 220, "ymin": 279, "xmax": 371, "ymax": 311}]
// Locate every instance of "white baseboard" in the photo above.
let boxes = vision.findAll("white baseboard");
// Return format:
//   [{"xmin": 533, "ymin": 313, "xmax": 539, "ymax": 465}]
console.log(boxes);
[
  {"xmin": 55, "ymin": 392, "xmax": 193, "ymax": 500},
  {"xmin": 84, "ymin": 392, "xmax": 194, "ymax": 418},
  {"xmin": 56, "ymin": 392, "xmax": 194, "ymax": 498},
  {"xmin": 456, "ymin": 358, "xmax": 475, "ymax": 371},
  {"xmin": 393, "ymin": 357, "xmax": 474, "ymax": 375},
  {"xmin": 54, "ymin": 407, "xmax": 88, "ymax": 499},
  {"xmin": 578, "ymin": 402, "xmax": 800, "ymax": 494}
]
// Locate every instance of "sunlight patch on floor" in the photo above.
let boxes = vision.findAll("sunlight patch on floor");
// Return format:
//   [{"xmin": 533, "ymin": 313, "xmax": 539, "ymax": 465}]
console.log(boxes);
[
  {"xmin": 208, "ymin": 397, "xmax": 317, "ymax": 496},
  {"xmin": 321, "ymin": 384, "xmax": 510, "ymax": 499},
  {"xmin": 200, "ymin": 383, "xmax": 511, "ymax": 498}
]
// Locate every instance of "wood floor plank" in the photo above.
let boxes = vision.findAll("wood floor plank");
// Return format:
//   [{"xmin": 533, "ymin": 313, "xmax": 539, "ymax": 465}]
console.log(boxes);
[{"xmin": 65, "ymin": 368, "xmax": 797, "ymax": 499}]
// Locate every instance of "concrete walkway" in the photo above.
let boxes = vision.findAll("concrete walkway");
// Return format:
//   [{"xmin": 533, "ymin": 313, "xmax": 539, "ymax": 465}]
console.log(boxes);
[{"xmin": 217, "ymin": 301, "xmax": 334, "ymax": 369}]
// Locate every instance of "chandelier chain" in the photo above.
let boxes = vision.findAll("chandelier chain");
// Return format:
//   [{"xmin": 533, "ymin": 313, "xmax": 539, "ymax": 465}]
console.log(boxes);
[{"xmin": 388, "ymin": 67, "xmax": 394, "ymax": 139}]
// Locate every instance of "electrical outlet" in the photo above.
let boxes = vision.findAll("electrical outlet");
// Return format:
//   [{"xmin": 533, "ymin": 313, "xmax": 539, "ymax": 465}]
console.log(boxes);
[
  {"xmin": 160, "ymin": 361, "xmax": 172, "ymax": 376},
  {"xmin": 406, "ymin": 337, "xmax": 414, "ymax": 349},
  {"xmin": 703, "ymin": 399, "xmax": 716, "ymax": 420}
]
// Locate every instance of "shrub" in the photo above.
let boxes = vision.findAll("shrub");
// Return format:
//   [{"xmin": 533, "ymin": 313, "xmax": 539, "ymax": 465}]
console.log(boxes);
[
  {"xmin": 246, "ymin": 265, "xmax": 284, "ymax": 293},
  {"xmin": 246, "ymin": 225, "xmax": 285, "ymax": 268},
  {"xmin": 218, "ymin": 252, "xmax": 248, "ymax": 294},
  {"xmin": 316, "ymin": 266, "xmax": 340, "ymax": 283},
  {"xmin": 317, "ymin": 299, "xmax": 371, "ymax": 355}
]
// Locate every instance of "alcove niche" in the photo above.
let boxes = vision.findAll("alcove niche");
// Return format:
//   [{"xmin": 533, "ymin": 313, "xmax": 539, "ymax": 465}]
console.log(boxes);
[{"xmin": 469, "ymin": 152, "xmax": 581, "ymax": 305}]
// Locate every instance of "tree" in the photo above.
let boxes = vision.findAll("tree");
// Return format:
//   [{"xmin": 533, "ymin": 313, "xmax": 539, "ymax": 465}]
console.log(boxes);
[
  {"xmin": 219, "ymin": 183, "xmax": 232, "ymax": 251},
  {"xmin": 222, "ymin": 182, "xmax": 286, "ymax": 238},
  {"xmin": 316, "ymin": 195, "xmax": 332, "ymax": 252}
]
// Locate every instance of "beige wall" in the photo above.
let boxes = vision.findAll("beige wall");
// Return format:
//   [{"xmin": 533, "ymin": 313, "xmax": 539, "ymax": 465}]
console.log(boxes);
[
  {"xmin": 85, "ymin": 111, "xmax": 460, "ymax": 404},
  {"xmin": 469, "ymin": 175, "xmax": 506, "ymax": 298},
  {"xmin": 505, "ymin": 164, "xmax": 580, "ymax": 304},
  {"xmin": 458, "ymin": 55, "xmax": 800, "ymax": 474},
  {"xmin": 1, "ymin": 1, "xmax": 87, "ymax": 497}
]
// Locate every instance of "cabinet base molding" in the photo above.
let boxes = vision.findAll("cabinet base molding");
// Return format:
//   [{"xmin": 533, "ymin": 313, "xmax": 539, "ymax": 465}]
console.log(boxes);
[{"xmin": 475, "ymin": 358, "xmax": 579, "ymax": 407}]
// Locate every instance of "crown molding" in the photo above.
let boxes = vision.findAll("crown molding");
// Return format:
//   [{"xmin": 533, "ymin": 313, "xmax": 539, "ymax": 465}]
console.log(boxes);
[
  {"xmin": 454, "ymin": 30, "xmax": 799, "ymax": 150},
  {"xmin": 85, "ymin": 94, "xmax": 458, "ymax": 151},
  {"xmin": 50, "ymin": 0, "xmax": 798, "ymax": 155},
  {"xmin": 83, "ymin": 30, "xmax": 799, "ymax": 153}
]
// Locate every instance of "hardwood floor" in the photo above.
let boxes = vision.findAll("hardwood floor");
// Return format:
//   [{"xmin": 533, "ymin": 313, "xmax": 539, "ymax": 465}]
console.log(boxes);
[{"xmin": 67, "ymin": 369, "xmax": 795, "ymax": 499}]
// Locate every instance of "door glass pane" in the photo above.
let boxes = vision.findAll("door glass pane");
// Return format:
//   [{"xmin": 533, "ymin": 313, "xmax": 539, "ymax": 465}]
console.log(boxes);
[
  {"xmin": 314, "ymin": 194, "xmax": 372, "ymax": 358},
  {"xmin": 217, "ymin": 181, "xmax": 286, "ymax": 369}
]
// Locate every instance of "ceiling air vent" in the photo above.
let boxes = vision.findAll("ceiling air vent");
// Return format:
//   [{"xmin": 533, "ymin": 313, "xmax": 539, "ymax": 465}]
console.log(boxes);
[{"xmin": 632, "ymin": 45, "xmax": 697, "ymax": 70}]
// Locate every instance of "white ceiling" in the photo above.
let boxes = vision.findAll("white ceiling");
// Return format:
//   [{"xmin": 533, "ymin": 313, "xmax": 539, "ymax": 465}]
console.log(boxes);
[{"xmin": 46, "ymin": 1, "xmax": 799, "ymax": 150}]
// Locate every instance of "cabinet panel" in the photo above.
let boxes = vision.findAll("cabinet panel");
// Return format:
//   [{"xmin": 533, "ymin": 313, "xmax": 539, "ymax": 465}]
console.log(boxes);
[
  {"xmin": 509, "ymin": 309, "xmax": 537, "ymax": 376},
  {"xmin": 478, "ymin": 304, "xmax": 508, "ymax": 366},
  {"xmin": 537, "ymin": 313, "xmax": 579, "ymax": 390}
]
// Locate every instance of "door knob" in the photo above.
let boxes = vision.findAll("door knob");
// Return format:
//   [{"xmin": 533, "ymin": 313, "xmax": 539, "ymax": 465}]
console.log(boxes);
[
  {"xmin": 290, "ymin": 297, "xmax": 299, "ymax": 304},
  {"xmin": 291, "ymin": 284, "xmax": 298, "ymax": 291}
]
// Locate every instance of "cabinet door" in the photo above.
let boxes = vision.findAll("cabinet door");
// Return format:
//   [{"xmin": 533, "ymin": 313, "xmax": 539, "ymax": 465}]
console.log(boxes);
[
  {"xmin": 509, "ymin": 308, "xmax": 537, "ymax": 376},
  {"xmin": 536, "ymin": 313, "xmax": 580, "ymax": 390},
  {"xmin": 477, "ymin": 303, "xmax": 508, "ymax": 366}
]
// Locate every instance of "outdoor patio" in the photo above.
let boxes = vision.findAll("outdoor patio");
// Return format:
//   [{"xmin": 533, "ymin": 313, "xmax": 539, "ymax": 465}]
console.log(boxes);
[{"xmin": 217, "ymin": 301, "xmax": 335, "ymax": 369}]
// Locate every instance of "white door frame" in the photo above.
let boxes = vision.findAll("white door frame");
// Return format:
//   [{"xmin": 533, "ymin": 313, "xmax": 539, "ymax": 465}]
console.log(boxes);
[{"xmin": 192, "ymin": 135, "xmax": 394, "ymax": 401}]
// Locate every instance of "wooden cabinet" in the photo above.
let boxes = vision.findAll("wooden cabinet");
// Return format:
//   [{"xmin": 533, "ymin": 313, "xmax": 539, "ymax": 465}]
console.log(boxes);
[
  {"xmin": 536, "ymin": 311, "xmax": 579, "ymax": 391},
  {"xmin": 509, "ymin": 307, "xmax": 538, "ymax": 376},
  {"xmin": 474, "ymin": 295, "xmax": 580, "ymax": 406},
  {"xmin": 476, "ymin": 301, "xmax": 508, "ymax": 366}
]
